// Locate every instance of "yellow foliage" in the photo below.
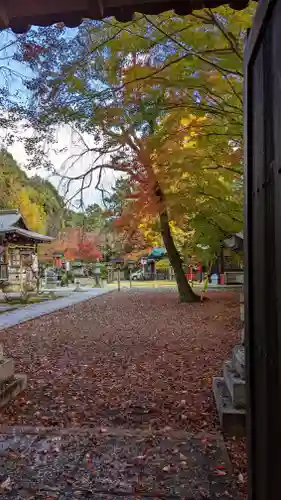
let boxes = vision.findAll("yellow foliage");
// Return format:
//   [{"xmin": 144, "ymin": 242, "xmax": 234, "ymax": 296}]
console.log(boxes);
[
  {"xmin": 17, "ymin": 190, "xmax": 46, "ymax": 233},
  {"xmin": 181, "ymin": 115, "xmax": 206, "ymax": 127},
  {"xmin": 138, "ymin": 218, "xmax": 162, "ymax": 247}
]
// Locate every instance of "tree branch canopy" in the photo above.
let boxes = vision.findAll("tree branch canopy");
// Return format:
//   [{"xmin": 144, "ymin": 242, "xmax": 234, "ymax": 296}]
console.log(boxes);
[{"xmin": 14, "ymin": 3, "xmax": 255, "ymax": 296}]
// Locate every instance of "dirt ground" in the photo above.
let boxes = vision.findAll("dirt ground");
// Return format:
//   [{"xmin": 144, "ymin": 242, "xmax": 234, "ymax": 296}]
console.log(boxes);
[{"xmin": 0, "ymin": 289, "xmax": 247, "ymax": 496}]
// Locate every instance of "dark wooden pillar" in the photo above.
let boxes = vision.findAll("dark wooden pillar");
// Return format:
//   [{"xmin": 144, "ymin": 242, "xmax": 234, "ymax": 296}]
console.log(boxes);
[{"xmin": 244, "ymin": 0, "xmax": 281, "ymax": 498}]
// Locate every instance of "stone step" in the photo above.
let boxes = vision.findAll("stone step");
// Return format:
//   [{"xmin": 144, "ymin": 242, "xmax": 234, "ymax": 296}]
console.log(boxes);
[
  {"xmin": 0, "ymin": 374, "xmax": 27, "ymax": 408},
  {"xmin": 232, "ymin": 344, "xmax": 245, "ymax": 379},
  {"xmin": 223, "ymin": 360, "xmax": 246, "ymax": 408},
  {"xmin": 240, "ymin": 303, "xmax": 244, "ymax": 322},
  {"xmin": 0, "ymin": 358, "xmax": 14, "ymax": 382},
  {"xmin": 212, "ymin": 377, "xmax": 246, "ymax": 437}
]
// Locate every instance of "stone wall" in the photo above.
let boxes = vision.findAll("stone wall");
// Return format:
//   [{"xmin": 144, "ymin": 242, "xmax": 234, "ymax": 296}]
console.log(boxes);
[{"xmin": 0, "ymin": 346, "xmax": 26, "ymax": 408}]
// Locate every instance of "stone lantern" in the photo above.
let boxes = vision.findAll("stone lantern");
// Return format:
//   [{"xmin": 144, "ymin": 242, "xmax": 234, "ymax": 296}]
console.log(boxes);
[
  {"xmin": 93, "ymin": 259, "xmax": 101, "ymax": 287},
  {"xmin": 110, "ymin": 257, "xmax": 124, "ymax": 291}
]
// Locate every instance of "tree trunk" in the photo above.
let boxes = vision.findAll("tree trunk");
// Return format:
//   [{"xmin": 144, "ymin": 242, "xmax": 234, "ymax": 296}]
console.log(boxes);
[
  {"xmin": 154, "ymin": 182, "xmax": 199, "ymax": 303},
  {"xmin": 159, "ymin": 210, "xmax": 199, "ymax": 302}
]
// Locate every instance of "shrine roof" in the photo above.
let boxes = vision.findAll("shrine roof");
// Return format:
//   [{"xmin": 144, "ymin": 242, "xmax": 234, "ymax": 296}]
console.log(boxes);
[
  {"xmin": 0, "ymin": 0, "xmax": 250, "ymax": 33},
  {"xmin": 0, "ymin": 210, "xmax": 53, "ymax": 243}
]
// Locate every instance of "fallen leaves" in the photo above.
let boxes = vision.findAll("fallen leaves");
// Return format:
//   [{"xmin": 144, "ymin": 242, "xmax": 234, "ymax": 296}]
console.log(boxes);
[
  {"xmin": 162, "ymin": 465, "xmax": 171, "ymax": 472},
  {"xmin": 215, "ymin": 467, "xmax": 227, "ymax": 476},
  {"xmin": 238, "ymin": 472, "xmax": 244, "ymax": 483},
  {"xmin": 0, "ymin": 290, "xmax": 245, "ymax": 492},
  {"xmin": 0, "ymin": 476, "xmax": 11, "ymax": 491},
  {"xmin": 1, "ymin": 290, "xmax": 240, "ymax": 432}
]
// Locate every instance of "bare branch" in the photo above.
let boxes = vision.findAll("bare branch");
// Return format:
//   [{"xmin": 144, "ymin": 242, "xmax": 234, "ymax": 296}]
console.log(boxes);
[
  {"xmin": 143, "ymin": 14, "xmax": 243, "ymax": 78},
  {"xmin": 206, "ymin": 9, "xmax": 243, "ymax": 61}
]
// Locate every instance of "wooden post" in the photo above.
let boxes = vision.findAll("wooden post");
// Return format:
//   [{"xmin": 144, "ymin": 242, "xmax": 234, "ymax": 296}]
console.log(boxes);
[
  {"xmin": 244, "ymin": 1, "xmax": 281, "ymax": 497},
  {"xmin": 19, "ymin": 252, "xmax": 23, "ymax": 293},
  {"xmin": 117, "ymin": 268, "xmax": 121, "ymax": 292}
]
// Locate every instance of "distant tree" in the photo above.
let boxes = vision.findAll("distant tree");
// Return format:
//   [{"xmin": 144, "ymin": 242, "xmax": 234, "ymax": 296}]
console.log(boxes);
[
  {"xmin": 84, "ymin": 204, "xmax": 104, "ymax": 231},
  {"xmin": 104, "ymin": 178, "xmax": 132, "ymax": 217},
  {"xmin": 65, "ymin": 204, "xmax": 105, "ymax": 231},
  {"xmin": 77, "ymin": 240, "xmax": 103, "ymax": 262},
  {"xmin": 41, "ymin": 227, "xmax": 102, "ymax": 263},
  {"xmin": 29, "ymin": 176, "xmax": 65, "ymax": 236},
  {"xmin": 0, "ymin": 150, "xmax": 66, "ymax": 234}
]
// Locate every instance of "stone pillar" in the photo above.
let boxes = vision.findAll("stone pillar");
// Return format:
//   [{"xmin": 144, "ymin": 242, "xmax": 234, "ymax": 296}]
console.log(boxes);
[
  {"xmin": 0, "ymin": 345, "xmax": 26, "ymax": 408},
  {"xmin": 93, "ymin": 261, "xmax": 101, "ymax": 287},
  {"xmin": 213, "ymin": 290, "xmax": 246, "ymax": 436}
]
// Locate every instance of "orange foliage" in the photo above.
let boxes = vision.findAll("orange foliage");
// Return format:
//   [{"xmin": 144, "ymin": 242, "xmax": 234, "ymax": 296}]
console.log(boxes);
[{"xmin": 39, "ymin": 228, "xmax": 102, "ymax": 263}]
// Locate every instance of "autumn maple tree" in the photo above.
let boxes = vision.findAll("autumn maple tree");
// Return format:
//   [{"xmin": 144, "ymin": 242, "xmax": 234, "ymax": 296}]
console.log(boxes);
[
  {"xmin": 39, "ymin": 227, "xmax": 102, "ymax": 264},
  {"xmin": 77, "ymin": 240, "xmax": 103, "ymax": 263},
  {"xmin": 18, "ymin": 4, "xmax": 255, "ymax": 301}
]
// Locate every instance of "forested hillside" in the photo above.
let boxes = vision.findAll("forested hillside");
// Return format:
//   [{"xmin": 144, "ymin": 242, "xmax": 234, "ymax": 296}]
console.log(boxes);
[
  {"xmin": 0, "ymin": 149, "xmax": 113, "ymax": 240},
  {"xmin": 0, "ymin": 149, "xmax": 65, "ymax": 235}
]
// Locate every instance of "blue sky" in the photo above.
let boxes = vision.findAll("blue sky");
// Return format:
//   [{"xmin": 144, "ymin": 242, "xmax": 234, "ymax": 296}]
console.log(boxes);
[{"xmin": 0, "ymin": 27, "xmax": 118, "ymax": 208}]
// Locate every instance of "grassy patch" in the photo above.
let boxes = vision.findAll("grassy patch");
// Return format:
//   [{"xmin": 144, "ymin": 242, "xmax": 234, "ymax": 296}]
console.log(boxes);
[{"xmin": 0, "ymin": 292, "xmax": 59, "ymax": 307}]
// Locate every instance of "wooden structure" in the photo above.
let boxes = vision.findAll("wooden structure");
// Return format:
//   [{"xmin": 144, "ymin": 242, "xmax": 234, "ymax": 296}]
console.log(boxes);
[
  {"xmin": 0, "ymin": 0, "xmax": 249, "ymax": 32},
  {"xmin": 244, "ymin": 1, "xmax": 281, "ymax": 498},
  {"xmin": 221, "ymin": 232, "xmax": 244, "ymax": 284},
  {"xmin": 0, "ymin": 209, "xmax": 53, "ymax": 293}
]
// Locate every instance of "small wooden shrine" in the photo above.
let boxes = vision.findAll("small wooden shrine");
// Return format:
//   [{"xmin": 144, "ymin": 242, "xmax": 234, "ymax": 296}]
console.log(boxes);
[{"xmin": 0, "ymin": 209, "xmax": 53, "ymax": 293}]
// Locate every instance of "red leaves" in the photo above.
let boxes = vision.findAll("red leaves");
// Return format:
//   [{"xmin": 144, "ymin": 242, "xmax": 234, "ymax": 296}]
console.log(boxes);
[
  {"xmin": 65, "ymin": 229, "xmax": 102, "ymax": 262},
  {"xmin": 40, "ymin": 227, "xmax": 102, "ymax": 263},
  {"xmin": 215, "ymin": 465, "xmax": 227, "ymax": 476},
  {"xmin": 0, "ymin": 290, "xmax": 245, "ymax": 493},
  {"xmin": 77, "ymin": 240, "xmax": 103, "ymax": 262},
  {"xmin": 2, "ymin": 291, "xmax": 239, "ymax": 430},
  {"xmin": 22, "ymin": 43, "xmax": 47, "ymax": 61}
]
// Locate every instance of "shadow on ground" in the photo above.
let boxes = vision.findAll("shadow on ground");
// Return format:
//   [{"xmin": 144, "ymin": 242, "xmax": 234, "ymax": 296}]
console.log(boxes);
[{"xmin": 1, "ymin": 426, "xmax": 236, "ymax": 499}]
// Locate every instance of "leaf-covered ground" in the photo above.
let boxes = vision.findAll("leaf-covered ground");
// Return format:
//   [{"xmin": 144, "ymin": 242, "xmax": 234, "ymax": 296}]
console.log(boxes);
[{"xmin": 0, "ymin": 289, "xmax": 247, "ymax": 496}]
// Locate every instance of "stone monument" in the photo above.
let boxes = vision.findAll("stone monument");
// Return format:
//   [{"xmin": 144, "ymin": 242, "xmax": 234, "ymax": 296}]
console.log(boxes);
[
  {"xmin": 0, "ymin": 344, "xmax": 26, "ymax": 407},
  {"xmin": 213, "ymin": 291, "xmax": 246, "ymax": 436}
]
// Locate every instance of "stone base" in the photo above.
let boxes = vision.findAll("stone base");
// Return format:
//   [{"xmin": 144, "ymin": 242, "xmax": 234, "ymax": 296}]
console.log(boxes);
[
  {"xmin": 0, "ymin": 374, "xmax": 27, "ymax": 408},
  {"xmin": 213, "ymin": 377, "xmax": 246, "ymax": 437},
  {"xmin": 223, "ymin": 361, "xmax": 245, "ymax": 408},
  {"xmin": 232, "ymin": 344, "xmax": 245, "ymax": 379},
  {"xmin": 0, "ymin": 358, "xmax": 15, "ymax": 381},
  {"xmin": 240, "ymin": 303, "xmax": 244, "ymax": 322}
]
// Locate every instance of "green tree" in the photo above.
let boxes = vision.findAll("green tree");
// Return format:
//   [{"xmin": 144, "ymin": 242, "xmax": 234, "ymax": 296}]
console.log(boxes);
[
  {"xmin": 19, "ymin": 5, "xmax": 254, "ymax": 300},
  {"xmin": 0, "ymin": 149, "xmax": 66, "ymax": 234},
  {"xmin": 65, "ymin": 204, "xmax": 106, "ymax": 232},
  {"xmin": 104, "ymin": 178, "xmax": 132, "ymax": 217},
  {"xmin": 84, "ymin": 204, "xmax": 104, "ymax": 231},
  {"xmin": 29, "ymin": 176, "xmax": 65, "ymax": 235}
]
